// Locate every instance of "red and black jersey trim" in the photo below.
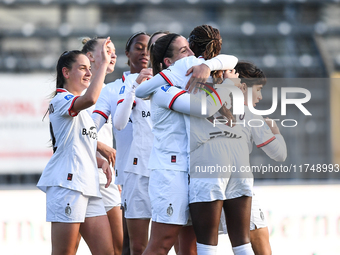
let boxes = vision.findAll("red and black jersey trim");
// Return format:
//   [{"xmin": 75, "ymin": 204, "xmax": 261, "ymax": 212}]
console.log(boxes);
[
  {"xmin": 93, "ymin": 110, "xmax": 108, "ymax": 120},
  {"xmin": 257, "ymin": 136, "xmax": 276, "ymax": 148},
  {"xmin": 68, "ymin": 96, "xmax": 80, "ymax": 117},
  {"xmin": 169, "ymin": 90, "xmax": 186, "ymax": 109},
  {"xmin": 56, "ymin": 88, "xmax": 67, "ymax": 93},
  {"xmin": 122, "ymin": 74, "xmax": 126, "ymax": 83},
  {"xmin": 160, "ymin": 72, "xmax": 174, "ymax": 86},
  {"xmin": 117, "ymin": 99, "xmax": 137, "ymax": 108}
]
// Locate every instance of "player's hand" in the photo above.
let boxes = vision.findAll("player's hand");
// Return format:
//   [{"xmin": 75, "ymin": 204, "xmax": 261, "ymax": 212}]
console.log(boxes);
[
  {"xmin": 101, "ymin": 160, "xmax": 112, "ymax": 188},
  {"xmin": 136, "ymin": 68, "xmax": 153, "ymax": 84},
  {"xmin": 265, "ymin": 117, "xmax": 280, "ymax": 135},
  {"xmin": 97, "ymin": 141, "xmax": 116, "ymax": 167},
  {"xmin": 185, "ymin": 64, "xmax": 211, "ymax": 93}
]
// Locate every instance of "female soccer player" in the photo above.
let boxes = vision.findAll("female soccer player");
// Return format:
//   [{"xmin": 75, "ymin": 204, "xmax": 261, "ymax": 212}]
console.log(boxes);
[
  {"xmin": 81, "ymin": 36, "xmax": 123, "ymax": 255},
  {"xmin": 233, "ymin": 61, "xmax": 287, "ymax": 255},
  {"xmin": 37, "ymin": 39, "xmax": 115, "ymax": 255},
  {"xmin": 133, "ymin": 33, "xmax": 238, "ymax": 255},
  {"xmin": 92, "ymin": 31, "xmax": 152, "ymax": 255}
]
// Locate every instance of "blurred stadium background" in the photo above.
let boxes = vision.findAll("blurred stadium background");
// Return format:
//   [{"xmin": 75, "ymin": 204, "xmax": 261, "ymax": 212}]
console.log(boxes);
[{"xmin": 0, "ymin": 0, "xmax": 340, "ymax": 254}]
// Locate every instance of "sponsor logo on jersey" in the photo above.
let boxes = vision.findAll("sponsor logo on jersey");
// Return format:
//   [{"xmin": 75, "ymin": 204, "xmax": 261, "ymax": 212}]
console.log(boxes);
[
  {"xmin": 133, "ymin": 158, "xmax": 138, "ymax": 165},
  {"xmin": 67, "ymin": 173, "xmax": 73, "ymax": 181},
  {"xmin": 161, "ymin": 85, "xmax": 171, "ymax": 92},
  {"xmin": 82, "ymin": 126, "xmax": 98, "ymax": 140},
  {"xmin": 167, "ymin": 203, "xmax": 173, "ymax": 216},
  {"xmin": 64, "ymin": 95, "xmax": 74, "ymax": 101},
  {"xmin": 119, "ymin": 86, "xmax": 125, "ymax": 94},
  {"xmin": 65, "ymin": 203, "xmax": 72, "ymax": 216},
  {"xmin": 171, "ymin": 155, "xmax": 176, "ymax": 163},
  {"xmin": 141, "ymin": 111, "xmax": 150, "ymax": 118}
]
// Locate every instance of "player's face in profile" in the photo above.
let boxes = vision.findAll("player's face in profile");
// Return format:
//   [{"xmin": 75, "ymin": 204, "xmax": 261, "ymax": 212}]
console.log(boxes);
[
  {"xmin": 252, "ymin": 84, "xmax": 263, "ymax": 107},
  {"xmin": 169, "ymin": 36, "xmax": 194, "ymax": 64},
  {"xmin": 67, "ymin": 54, "xmax": 92, "ymax": 90},
  {"xmin": 127, "ymin": 34, "xmax": 150, "ymax": 72}
]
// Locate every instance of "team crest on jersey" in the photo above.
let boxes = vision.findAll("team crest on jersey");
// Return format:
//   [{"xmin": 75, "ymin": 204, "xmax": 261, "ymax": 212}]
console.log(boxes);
[
  {"xmin": 167, "ymin": 203, "xmax": 173, "ymax": 216},
  {"xmin": 161, "ymin": 85, "xmax": 171, "ymax": 92},
  {"xmin": 133, "ymin": 158, "xmax": 138, "ymax": 165},
  {"xmin": 65, "ymin": 203, "xmax": 72, "ymax": 216},
  {"xmin": 119, "ymin": 86, "xmax": 125, "ymax": 94},
  {"xmin": 64, "ymin": 95, "xmax": 74, "ymax": 101},
  {"xmin": 260, "ymin": 209, "xmax": 265, "ymax": 221}
]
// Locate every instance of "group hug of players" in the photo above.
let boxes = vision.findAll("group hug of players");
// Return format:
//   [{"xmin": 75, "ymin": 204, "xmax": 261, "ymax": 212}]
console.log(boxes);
[{"xmin": 37, "ymin": 24, "xmax": 287, "ymax": 255}]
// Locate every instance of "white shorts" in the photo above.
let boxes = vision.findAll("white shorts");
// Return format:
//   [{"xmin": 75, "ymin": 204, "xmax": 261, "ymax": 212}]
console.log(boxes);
[
  {"xmin": 149, "ymin": 169, "xmax": 189, "ymax": 225},
  {"xmin": 100, "ymin": 183, "xmax": 121, "ymax": 212},
  {"xmin": 250, "ymin": 192, "xmax": 267, "ymax": 230},
  {"xmin": 121, "ymin": 172, "xmax": 151, "ymax": 219},
  {"xmin": 46, "ymin": 186, "xmax": 106, "ymax": 223},
  {"xmin": 189, "ymin": 137, "xmax": 253, "ymax": 203}
]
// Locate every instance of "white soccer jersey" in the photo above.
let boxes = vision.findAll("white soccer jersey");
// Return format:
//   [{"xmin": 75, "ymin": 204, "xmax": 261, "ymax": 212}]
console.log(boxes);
[
  {"xmin": 148, "ymin": 85, "xmax": 188, "ymax": 171},
  {"xmin": 238, "ymin": 105, "xmax": 276, "ymax": 154},
  {"xmin": 158, "ymin": 59, "xmax": 243, "ymax": 153},
  {"xmin": 115, "ymin": 73, "xmax": 153, "ymax": 177},
  {"xmin": 37, "ymin": 89, "xmax": 101, "ymax": 198},
  {"xmin": 92, "ymin": 72, "xmax": 133, "ymax": 185}
]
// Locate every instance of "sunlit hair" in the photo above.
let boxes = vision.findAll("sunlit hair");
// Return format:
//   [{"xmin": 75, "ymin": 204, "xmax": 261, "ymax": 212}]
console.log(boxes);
[
  {"xmin": 235, "ymin": 61, "xmax": 267, "ymax": 87},
  {"xmin": 81, "ymin": 36, "xmax": 106, "ymax": 54},
  {"xmin": 149, "ymin": 33, "xmax": 180, "ymax": 75},
  {"xmin": 147, "ymin": 30, "xmax": 170, "ymax": 51}
]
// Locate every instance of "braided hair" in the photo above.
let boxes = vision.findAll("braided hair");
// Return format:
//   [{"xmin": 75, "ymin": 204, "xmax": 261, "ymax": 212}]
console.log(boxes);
[{"xmin": 188, "ymin": 24, "xmax": 223, "ymax": 80}]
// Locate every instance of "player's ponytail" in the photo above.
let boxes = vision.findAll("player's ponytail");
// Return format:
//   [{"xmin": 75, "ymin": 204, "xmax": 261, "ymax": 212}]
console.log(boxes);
[{"xmin": 55, "ymin": 50, "xmax": 84, "ymax": 95}]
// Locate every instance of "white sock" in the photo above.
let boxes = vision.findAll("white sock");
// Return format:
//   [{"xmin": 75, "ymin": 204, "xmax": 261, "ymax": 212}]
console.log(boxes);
[
  {"xmin": 196, "ymin": 242, "xmax": 217, "ymax": 255},
  {"xmin": 232, "ymin": 243, "xmax": 254, "ymax": 255}
]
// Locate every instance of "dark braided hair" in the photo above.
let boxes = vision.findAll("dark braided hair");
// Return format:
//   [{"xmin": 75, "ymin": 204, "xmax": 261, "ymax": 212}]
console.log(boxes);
[
  {"xmin": 188, "ymin": 24, "xmax": 222, "ymax": 60},
  {"xmin": 235, "ymin": 61, "xmax": 267, "ymax": 87},
  {"xmin": 189, "ymin": 24, "xmax": 223, "ymax": 80}
]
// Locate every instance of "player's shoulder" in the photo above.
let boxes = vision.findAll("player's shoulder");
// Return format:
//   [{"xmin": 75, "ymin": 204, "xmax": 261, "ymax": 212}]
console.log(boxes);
[{"xmin": 166, "ymin": 56, "xmax": 199, "ymax": 73}]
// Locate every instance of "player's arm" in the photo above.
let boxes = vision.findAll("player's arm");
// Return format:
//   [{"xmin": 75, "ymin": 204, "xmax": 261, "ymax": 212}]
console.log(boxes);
[
  {"xmin": 135, "ymin": 74, "xmax": 168, "ymax": 98},
  {"xmin": 255, "ymin": 118, "xmax": 287, "ymax": 162},
  {"xmin": 153, "ymin": 83, "xmax": 233, "ymax": 117},
  {"xmin": 96, "ymin": 157, "xmax": 112, "ymax": 188},
  {"xmin": 185, "ymin": 54, "xmax": 238, "ymax": 91},
  {"xmin": 97, "ymin": 141, "xmax": 116, "ymax": 167}
]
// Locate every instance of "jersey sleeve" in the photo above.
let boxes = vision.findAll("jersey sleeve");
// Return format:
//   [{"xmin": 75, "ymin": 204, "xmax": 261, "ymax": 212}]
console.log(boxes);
[
  {"xmin": 113, "ymin": 74, "xmax": 137, "ymax": 131},
  {"xmin": 56, "ymin": 92, "xmax": 80, "ymax": 117},
  {"xmin": 251, "ymin": 114, "xmax": 276, "ymax": 148},
  {"xmin": 260, "ymin": 134, "xmax": 287, "ymax": 162},
  {"xmin": 92, "ymin": 85, "xmax": 112, "ymax": 131},
  {"xmin": 159, "ymin": 56, "xmax": 201, "ymax": 88},
  {"xmin": 153, "ymin": 84, "xmax": 233, "ymax": 118},
  {"xmin": 135, "ymin": 74, "xmax": 169, "ymax": 98},
  {"xmin": 203, "ymin": 54, "xmax": 238, "ymax": 71}
]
